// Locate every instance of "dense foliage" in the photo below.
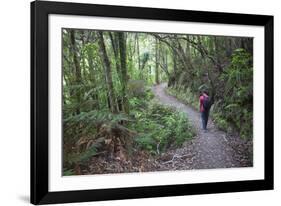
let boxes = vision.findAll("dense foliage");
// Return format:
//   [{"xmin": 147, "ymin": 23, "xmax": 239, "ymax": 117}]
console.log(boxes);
[
  {"xmin": 128, "ymin": 97, "xmax": 194, "ymax": 153},
  {"xmin": 167, "ymin": 48, "xmax": 253, "ymax": 138},
  {"xmin": 218, "ymin": 49, "xmax": 253, "ymax": 138}
]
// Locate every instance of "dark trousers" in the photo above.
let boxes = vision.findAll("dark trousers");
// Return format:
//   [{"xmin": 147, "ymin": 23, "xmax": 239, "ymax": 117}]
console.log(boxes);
[{"xmin": 201, "ymin": 110, "xmax": 209, "ymax": 130}]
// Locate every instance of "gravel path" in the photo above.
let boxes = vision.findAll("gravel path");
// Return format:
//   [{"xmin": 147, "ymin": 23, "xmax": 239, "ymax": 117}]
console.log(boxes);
[{"xmin": 152, "ymin": 83, "xmax": 253, "ymax": 170}]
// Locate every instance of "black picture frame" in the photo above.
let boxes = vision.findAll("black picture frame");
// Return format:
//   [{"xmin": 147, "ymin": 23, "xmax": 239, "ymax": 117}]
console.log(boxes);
[{"xmin": 31, "ymin": 0, "xmax": 274, "ymax": 205}]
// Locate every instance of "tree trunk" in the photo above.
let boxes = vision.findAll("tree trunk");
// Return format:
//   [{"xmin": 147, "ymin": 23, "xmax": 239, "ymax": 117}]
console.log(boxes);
[
  {"xmin": 109, "ymin": 32, "xmax": 122, "ymax": 80},
  {"xmin": 136, "ymin": 34, "xmax": 141, "ymax": 79},
  {"xmin": 155, "ymin": 38, "xmax": 159, "ymax": 84},
  {"xmin": 86, "ymin": 42, "xmax": 99, "ymax": 109},
  {"xmin": 117, "ymin": 32, "xmax": 129, "ymax": 114},
  {"xmin": 70, "ymin": 30, "xmax": 82, "ymax": 115},
  {"xmin": 97, "ymin": 31, "xmax": 118, "ymax": 113}
]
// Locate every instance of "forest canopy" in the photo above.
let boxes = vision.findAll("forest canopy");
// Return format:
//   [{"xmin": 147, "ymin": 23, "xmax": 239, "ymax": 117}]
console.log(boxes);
[{"xmin": 62, "ymin": 29, "xmax": 253, "ymax": 175}]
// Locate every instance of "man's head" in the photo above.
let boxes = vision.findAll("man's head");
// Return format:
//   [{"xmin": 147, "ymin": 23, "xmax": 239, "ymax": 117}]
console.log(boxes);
[{"xmin": 203, "ymin": 90, "xmax": 209, "ymax": 96}]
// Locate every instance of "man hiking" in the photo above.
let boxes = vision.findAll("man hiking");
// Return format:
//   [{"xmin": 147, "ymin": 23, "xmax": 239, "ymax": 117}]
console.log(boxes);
[{"xmin": 199, "ymin": 90, "xmax": 211, "ymax": 132}]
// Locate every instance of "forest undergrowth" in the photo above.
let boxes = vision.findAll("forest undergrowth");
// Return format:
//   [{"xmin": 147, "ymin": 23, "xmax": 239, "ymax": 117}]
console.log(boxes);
[{"xmin": 63, "ymin": 87, "xmax": 195, "ymax": 175}]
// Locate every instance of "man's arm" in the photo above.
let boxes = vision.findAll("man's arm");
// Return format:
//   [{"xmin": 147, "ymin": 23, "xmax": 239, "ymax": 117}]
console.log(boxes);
[{"xmin": 199, "ymin": 96, "xmax": 203, "ymax": 111}]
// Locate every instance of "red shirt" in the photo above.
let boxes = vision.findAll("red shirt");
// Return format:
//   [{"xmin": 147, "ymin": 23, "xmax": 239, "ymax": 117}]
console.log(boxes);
[{"xmin": 199, "ymin": 94, "xmax": 208, "ymax": 112}]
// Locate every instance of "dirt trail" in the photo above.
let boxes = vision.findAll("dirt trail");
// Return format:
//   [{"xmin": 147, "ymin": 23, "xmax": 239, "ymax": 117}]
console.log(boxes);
[{"xmin": 152, "ymin": 83, "xmax": 252, "ymax": 170}]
